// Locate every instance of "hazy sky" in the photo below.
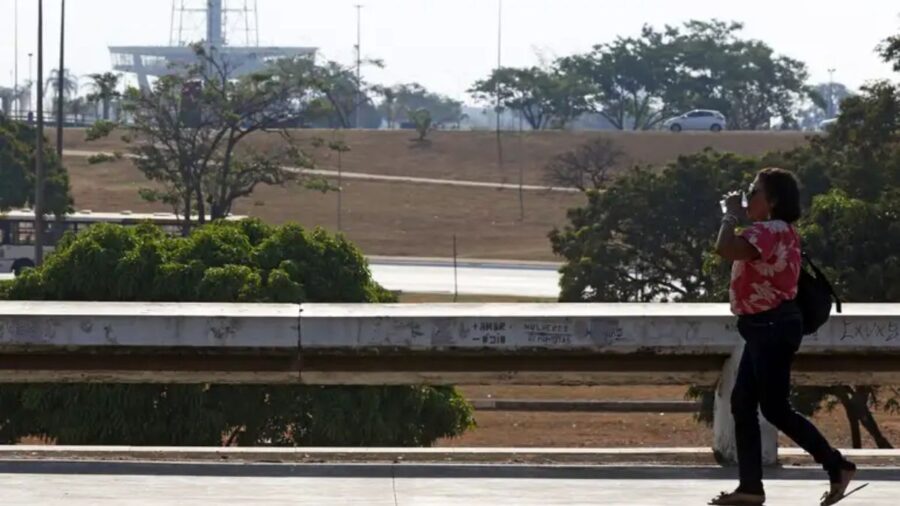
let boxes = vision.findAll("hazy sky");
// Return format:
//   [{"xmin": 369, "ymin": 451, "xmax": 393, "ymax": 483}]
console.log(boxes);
[{"xmin": 2, "ymin": 0, "xmax": 899, "ymax": 102}]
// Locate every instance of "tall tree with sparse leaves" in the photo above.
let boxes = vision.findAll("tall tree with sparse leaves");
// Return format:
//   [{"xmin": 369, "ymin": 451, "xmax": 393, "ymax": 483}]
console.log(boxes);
[
  {"xmin": 90, "ymin": 45, "xmax": 329, "ymax": 233},
  {"xmin": 469, "ymin": 66, "xmax": 592, "ymax": 130},
  {"xmin": 86, "ymin": 72, "xmax": 122, "ymax": 121}
]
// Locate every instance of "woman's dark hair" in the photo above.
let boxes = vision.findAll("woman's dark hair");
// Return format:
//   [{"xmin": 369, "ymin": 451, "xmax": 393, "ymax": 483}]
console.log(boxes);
[{"xmin": 758, "ymin": 167, "xmax": 801, "ymax": 223}]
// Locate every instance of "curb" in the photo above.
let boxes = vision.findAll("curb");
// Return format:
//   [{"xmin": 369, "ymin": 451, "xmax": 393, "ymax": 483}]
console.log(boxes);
[
  {"xmin": 2, "ymin": 446, "xmax": 898, "ymax": 467},
  {"xmin": 468, "ymin": 399, "xmax": 701, "ymax": 413}
]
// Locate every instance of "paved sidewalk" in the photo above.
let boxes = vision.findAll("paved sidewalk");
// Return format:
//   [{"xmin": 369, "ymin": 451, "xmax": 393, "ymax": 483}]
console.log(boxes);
[{"xmin": 0, "ymin": 462, "xmax": 896, "ymax": 505}]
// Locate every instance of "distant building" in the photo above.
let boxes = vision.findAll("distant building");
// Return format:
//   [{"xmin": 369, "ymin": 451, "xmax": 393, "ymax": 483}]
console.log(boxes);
[{"xmin": 109, "ymin": 0, "xmax": 315, "ymax": 89}]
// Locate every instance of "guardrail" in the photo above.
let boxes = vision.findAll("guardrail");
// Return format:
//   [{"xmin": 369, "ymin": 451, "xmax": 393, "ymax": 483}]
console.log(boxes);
[{"xmin": 1, "ymin": 301, "xmax": 898, "ymax": 463}]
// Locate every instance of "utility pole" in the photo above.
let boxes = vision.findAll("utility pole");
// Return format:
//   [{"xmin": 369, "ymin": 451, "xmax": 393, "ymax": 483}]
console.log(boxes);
[
  {"xmin": 14, "ymin": 0, "xmax": 19, "ymax": 118},
  {"xmin": 57, "ymin": 0, "xmax": 66, "ymax": 159},
  {"xmin": 494, "ymin": 0, "xmax": 505, "ymax": 184},
  {"xmin": 827, "ymin": 67, "xmax": 836, "ymax": 118},
  {"xmin": 35, "ymin": 0, "xmax": 46, "ymax": 265},
  {"xmin": 28, "ymin": 52, "xmax": 33, "ymax": 116},
  {"xmin": 495, "ymin": 0, "xmax": 502, "ymax": 133},
  {"xmin": 354, "ymin": 4, "xmax": 363, "ymax": 129}
]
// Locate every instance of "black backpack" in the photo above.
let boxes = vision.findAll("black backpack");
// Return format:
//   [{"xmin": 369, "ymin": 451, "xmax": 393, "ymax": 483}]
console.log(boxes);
[{"xmin": 795, "ymin": 252, "xmax": 842, "ymax": 335}]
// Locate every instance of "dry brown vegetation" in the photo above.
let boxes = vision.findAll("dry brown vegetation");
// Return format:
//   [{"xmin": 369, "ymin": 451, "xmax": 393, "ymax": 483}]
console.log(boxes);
[
  {"xmin": 62, "ymin": 128, "xmax": 810, "ymax": 261},
  {"xmin": 438, "ymin": 385, "xmax": 900, "ymax": 449}
]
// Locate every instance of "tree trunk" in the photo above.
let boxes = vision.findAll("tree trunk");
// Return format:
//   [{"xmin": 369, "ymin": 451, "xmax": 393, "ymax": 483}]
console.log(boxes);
[
  {"xmin": 853, "ymin": 388, "xmax": 894, "ymax": 449},
  {"xmin": 195, "ymin": 186, "xmax": 206, "ymax": 226},
  {"xmin": 836, "ymin": 386, "xmax": 894, "ymax": 449},
  {"xmin": 847, "ymin": 408, "xmax": 862, "ymax": 449},
  {"xmin": 833, "ymin": 387, "xmax": 862, "ymax": 448},
  {"xmin": 102, "ymin": 99, "xmax": 110, "ymax": 121},
  {"xmin": 181, "ymin": 194, "xmax": 192, "ymax": 237}
]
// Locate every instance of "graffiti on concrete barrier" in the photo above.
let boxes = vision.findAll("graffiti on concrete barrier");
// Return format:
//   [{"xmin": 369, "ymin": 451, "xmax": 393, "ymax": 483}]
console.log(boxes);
[
  {"xmin": 590, "ymin": 318, "xmax": 624, "ymax": 346},
  {"xmin": 471, "ymin": 320, "xmax": 508, "ymax": 346},
  {"xmin": 524, "ymin": 321, "xmax": 572, "ymax": 346},
  {"xmin": 839, "ymin": 320, "xmax": 900, "ymax": 342}
]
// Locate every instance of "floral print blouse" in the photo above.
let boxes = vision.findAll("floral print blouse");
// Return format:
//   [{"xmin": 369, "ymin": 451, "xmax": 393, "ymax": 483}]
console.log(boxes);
[{"xmin": 729, "ymin": 220, "xmax": 802, "ymax": 315}]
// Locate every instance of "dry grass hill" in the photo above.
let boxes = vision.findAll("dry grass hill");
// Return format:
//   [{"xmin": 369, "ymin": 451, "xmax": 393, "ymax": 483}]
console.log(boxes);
[{"xmin": 60, "ymin": 129, "xmax": 810, "ymax": 261}]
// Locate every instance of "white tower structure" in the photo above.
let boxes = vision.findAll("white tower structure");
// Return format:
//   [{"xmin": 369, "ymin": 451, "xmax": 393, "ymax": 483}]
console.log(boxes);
[{"xmin": 110, "ymin": 1, "xmax": 315, "ymax": 89}]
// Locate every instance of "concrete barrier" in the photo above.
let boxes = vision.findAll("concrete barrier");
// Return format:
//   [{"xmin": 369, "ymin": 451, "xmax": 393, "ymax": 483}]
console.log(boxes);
[
  {"xmin": 2, "ymin": 301, "xmax": 899, "ymax": 384},
  {"xmin": 2, "ymin": 300, "xmax": 899, "ymax": 464}
]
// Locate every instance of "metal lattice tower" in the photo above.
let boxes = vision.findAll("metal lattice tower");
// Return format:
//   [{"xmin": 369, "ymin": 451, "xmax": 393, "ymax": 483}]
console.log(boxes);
[
  {"xmin": 169, "ymin": 0, "xmax": 260, "ymax": 48},
  {"xmin": 111, "ymin": 0, "xmax": 314, "ymax": 89}
]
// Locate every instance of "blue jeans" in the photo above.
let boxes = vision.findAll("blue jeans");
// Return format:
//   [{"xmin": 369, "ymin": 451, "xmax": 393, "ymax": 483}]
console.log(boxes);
[{"xmin": 732, "ymin": 302, "xmax": 845, "ymax": 494}]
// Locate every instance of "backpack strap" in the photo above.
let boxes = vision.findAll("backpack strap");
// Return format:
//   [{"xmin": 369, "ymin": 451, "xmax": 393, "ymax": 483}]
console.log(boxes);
[{"xmin": 802, "ymin": 252, "xmax": 843, "ymax": 314}]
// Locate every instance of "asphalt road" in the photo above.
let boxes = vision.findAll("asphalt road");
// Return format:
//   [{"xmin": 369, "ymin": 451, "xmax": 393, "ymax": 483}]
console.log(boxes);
[
  {"xmin": 368, "ymin": 257, "xmax": 560, "ymax": 298},
  {"xmin": 0, "ymin": 462, "xmax": 894, "ymax": 505}
]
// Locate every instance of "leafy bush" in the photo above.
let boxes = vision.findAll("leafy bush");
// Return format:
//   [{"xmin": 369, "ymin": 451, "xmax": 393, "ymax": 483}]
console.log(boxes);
[
  {"xmin": 408, "ymin": 108, "xmax": 433, "ymax": 141},
  {"xmin": 86, "ymin": 152, "xmax": 118, "ymax": 164},
  {"xmin": 0, "ymin": 116, "xmax": 72, "ymax": 214},
  {"xmin": 0, "ymin": 220, "xmax": 474, "ymax": 446}
]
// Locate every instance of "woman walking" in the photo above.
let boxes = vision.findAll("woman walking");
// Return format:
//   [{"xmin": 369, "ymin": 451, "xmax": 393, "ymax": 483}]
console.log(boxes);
[{"xmin": 709, "ymin": 168, "xmax": 856, "ymax": 506}]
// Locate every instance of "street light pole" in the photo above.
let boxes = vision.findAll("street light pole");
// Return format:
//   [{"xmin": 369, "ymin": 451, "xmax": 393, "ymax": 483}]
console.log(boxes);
[
  {"xmin": 494, "ymin": 0, "xmax": 505, "ymax": 185},
  {"xmin": 827, "ymin": 67, "xmax": 836, "ymax": 118},
  {"xmin": 35, "ymin": 0, "xmax": 46, "ymax": 265},
  {"xmin": 57, "ymin": 0, "xmax": 66, "ymax": 159},
  {"xmin": 14, "ymin": 0, "xmax": 19, "ymax": 118},
  {"xmin": 354, "ymin": 4, "xmax": 362, "ymax": 129},
  {"xmin": 28, "ymin": 52, "xmax": 33, "ymax": 116},
  {"xmin": 495, "ymin": 0, "xmax": 502, "ymax": 133}
]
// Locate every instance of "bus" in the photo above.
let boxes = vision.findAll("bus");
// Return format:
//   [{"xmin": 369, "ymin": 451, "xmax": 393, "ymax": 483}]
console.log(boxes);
[{"xmin": 0, "ymin": 209, "xmax": 246, "ymax": 276}]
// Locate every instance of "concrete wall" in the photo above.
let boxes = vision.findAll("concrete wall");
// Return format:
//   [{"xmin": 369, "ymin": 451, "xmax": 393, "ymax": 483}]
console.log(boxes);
[{"xmin": 1, "ymin": 301, "xmax": 899, "ymax": 385}]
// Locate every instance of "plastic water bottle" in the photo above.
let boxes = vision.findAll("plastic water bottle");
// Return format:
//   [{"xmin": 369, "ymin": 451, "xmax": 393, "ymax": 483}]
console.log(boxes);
[{"xmin": 720, "ymin": 192, "xmax": 748, "ymax": 214}]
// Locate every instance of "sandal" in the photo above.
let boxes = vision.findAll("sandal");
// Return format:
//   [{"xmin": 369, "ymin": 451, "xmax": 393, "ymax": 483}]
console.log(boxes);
[
  {"xmin": 708, "ymin": 490, "xmax": 766, "ymax": 505},
  {"xmin": 820, "ymin": 466, "xmax": 858, "ymax": 506}
]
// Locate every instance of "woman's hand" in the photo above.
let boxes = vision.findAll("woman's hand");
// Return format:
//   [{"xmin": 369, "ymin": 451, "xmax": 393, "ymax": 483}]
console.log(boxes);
[
  {"xmin": 716, "ymin": 191, "xmax": 760, "ymax": 261},
  {"xmin": 722, "ymin": 191, "xmax": 744, "ymax": 216}
]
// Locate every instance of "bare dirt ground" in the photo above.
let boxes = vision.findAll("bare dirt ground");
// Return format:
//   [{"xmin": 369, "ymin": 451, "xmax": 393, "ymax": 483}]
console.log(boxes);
[
  {"xmin": 61, "ymin": 128, "xmax": 810, "ymax": 187},
  {"xmin": 437, "ymin": 385, "xmax": 900, "ymax": 449},
  {"xmin": 65, "ymin": 156, "xmax": 581, "ymax": 261},
  {"xmin": 61, "ymin": 129, "xmax": 808, "ymax": 261}
]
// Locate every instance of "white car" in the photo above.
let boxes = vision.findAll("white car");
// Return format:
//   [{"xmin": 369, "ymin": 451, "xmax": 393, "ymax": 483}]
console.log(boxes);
[{"xmin": 664, "ymin": 110, "xmax": 727, "ymax": 132}]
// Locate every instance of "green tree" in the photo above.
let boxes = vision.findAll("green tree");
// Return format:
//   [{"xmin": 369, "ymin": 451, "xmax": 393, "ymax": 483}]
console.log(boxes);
[
  {"xmin": 380, "ymin": 85, "xmax": 399, "ymax": 128},
  {"xmin": 798, "ymin": 82, "xmax": 853, "ymax": 130},
  {"xmin": 408, "ymin": 108, "xmax": 433, "ymax": 141},
  {"xmin": 64, "ymin": 97, "xmax": 90, "ymax": 124},
  {"xmin": 0, "ymin": 115, "xmax": 72, "ymax": 214},
  {"xmin": 44, "ymin": 68, "xmax": 78, "ymax": 115},
  {"xmin": 91, "ymin": 45, "xmax": 328, "ymax": 232},
  {"xmin": 380, "ymin": 83, "xmax": 464, "ymax": 128},
  {"xmin": 879, "ymin": 33, "xmax": 900, "ymax": 71},
  {"xmin": 469, "ymin": 66, "xmax": 592, "ymax": 130},
  {"xmin": 561, "ymin": 20, "xmax": 816, "ymax": 130},
  {"xmin": 550, "ymin": 149, "xmax": 758, "ymax": 302},
  {"xmin": 277, "ymin": 58, "xmax": 385, "ymax": 129},
  {"xmin": 558, "ymin": 27, "xmax": 676, "ymax": 130},
  {"xmin": 86, "ymin": 72, "xmax": 122, "ymax": 121},
  {"xmin": 667, "ymin": 20, "xmax": 815, "ymax": 130},
  {"xmin": 0, "ymin": 220, "xmax": 474, "ymax": 446}
]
